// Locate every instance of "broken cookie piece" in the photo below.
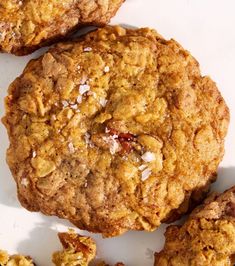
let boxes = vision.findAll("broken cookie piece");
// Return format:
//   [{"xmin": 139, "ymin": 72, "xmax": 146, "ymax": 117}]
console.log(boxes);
[
  {"xmin": 52, "ymin": 230, "xmax": 96, "ymax": 266},
  {"xmin": 53, "ymin": 230, "xmax": 124, "ymax": 266}
]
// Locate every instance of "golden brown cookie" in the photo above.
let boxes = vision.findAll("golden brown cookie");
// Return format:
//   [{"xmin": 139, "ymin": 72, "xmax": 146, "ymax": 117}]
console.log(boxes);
[
  {"xmin": 52, "ymin": 230, "xmax": 125, "ymax": 266},
  {"xmin": 53, "ymin": 230, "xmax": 124, "ymax": 266},
  {"xmin": 0, "ymin": 0, "xmax": 124, "ymax": 55},
  {"xmin": 3, "ymin": 26, "xmax": 229, "ymax": 237},
  {"xmin": 53, "ymin": 230, "xmax": 96, "ymax": 266},
  {"xmin": 0, "ymin": 231, "xmax": 123, "ymax": 266},
  {"xmin": 0, "ymin": 250, "xmax": 35, "ymax": 266},
  {"xmin": 155, "ymin": 186, "xmax": 235, "ymax": 266}
]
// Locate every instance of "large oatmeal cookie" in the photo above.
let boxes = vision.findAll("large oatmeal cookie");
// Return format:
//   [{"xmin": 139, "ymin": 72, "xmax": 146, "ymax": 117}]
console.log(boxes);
[
  {"xmin": 155, "ymin": 186, "xmax": 235, "ymax": 266},
  {"xmin": 0, "ymin": 0, "xmax": 124, "ymax": 55},
  {"xmin": 3, "ymin": 26, "xmax": 229, "ymax": 237}
]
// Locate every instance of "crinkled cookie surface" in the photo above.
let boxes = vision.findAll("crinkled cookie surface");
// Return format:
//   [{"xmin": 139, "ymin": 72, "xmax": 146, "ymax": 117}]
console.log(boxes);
[
  {"xmin": 0, "ymin": 0, "xmax": 124, "ymax": 55},
  {"xmin": 155, "ymin": 186, "xmax": 235, "ymax": 266},
  {"xmin": 3, "ymin": 26, "xmax": 229, "ymax": 237}
]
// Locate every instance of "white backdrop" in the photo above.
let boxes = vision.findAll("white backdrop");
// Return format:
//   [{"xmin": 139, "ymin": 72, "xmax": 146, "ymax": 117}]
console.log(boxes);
[{"xmin": 0, "ymin": 1, "xmax": 235, "ymax": 265}]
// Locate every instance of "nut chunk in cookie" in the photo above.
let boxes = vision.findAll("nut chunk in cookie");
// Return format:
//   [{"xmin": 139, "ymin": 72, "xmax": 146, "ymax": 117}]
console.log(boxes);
[
  {"xmin": 155, "ymin": 186, "xmax": 235, "ymax": 266},
  {"xmin": 3, "ymin": 26, "xmax": 229, "ymax": 237},
  {"xmin": 0, "ymin": 0, "xmax": 124, "ymax": 55},
  {"xmin": 0, "ymin": 250, "xmax": 35, "ymax": 266}
]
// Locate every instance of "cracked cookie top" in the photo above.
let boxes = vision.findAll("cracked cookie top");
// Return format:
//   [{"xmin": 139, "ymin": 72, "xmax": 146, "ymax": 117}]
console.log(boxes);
[
  {"xmin": 155, "ymin": 186, "xmax": 235, "ymax": 266},
  {"xmin": 3, "ymin": 26, "xmax": 229, "ymax": 237}
]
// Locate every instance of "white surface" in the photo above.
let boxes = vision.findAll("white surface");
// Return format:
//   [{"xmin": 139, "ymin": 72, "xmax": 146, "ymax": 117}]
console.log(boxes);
[{"xmin": 0, "ymin": 0, "xmax": 235, "ymax": 265}]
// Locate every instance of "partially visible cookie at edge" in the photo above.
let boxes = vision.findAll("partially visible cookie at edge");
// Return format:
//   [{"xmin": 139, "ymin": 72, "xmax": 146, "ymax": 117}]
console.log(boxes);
[
  {"xmin": 0, "ymin": 0, "xmax": 124, "ymax": 55},
  {"xmin": 155, "ymin": 186, "xmax": 235, "ymax": 266},
  {"xmin": 0, "ymin": 250, "xmax": 35, "ymax": 266},
  {"xmin": 3, "ymin": 26, "xmax": 230, "ymax": 237},
  {"xmin": 0, "ymin": 230, "xmax": 124, "ymax": 266}
]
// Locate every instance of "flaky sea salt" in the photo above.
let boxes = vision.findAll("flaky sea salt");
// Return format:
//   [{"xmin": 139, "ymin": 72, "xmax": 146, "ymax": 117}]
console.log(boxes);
[
  {"xmin": 32, "ymin": 151, "xmax": 37, "ymax": 158},
  {"xmin": 141, "ymin": 152, "xmax": 155, "ymax": 162},
  {"xmin": 70, "ymin": 104, "xmax": 78, "ymax": 110},
  {"xmin": 68, "ymin": 142, "xmax": 75, "ymax": 153},
  {"xmin": 99, "ymin": 98, "xmax": 108, "ymax": 107},
  {"xmin": 104, "ymin": 66, "xmax": 110, "ymax": 73},
  {"xmin": 103, "ymin": 136, "xmax": 120, "ymax": 155},
  {"xmin": 21, "ymin": 178, "xmax": 29, "ymax": 187},
  {"xmin": 61, "ymin": 100, "xmax": 69, "ymax": 108},
  {"xmin": 138, "ymin": 164, "xmax": 147, "ymax": 171},
  {"xmin": 109, "ymin": 139, "xmax": 120, "ymax": 155},
  {"xmin": 105, "ymin": 127, "xmax": 110, "ymax": 133},
  {"xmin": 84, "ymin": 132, "xmax": 91, "ymax": 144},
  {"xmin": 84, "ymin": 47, "xmax": 92, "ymax": 52},
  {"xmin": 79, "ymin": 84, "xmax": 90, "ymax": 95},
  {"xmin": 83, "ymin": 133, "xmax": 94, "ymax": 147},
  {"xmin": 77, "ymin": 95, "xmax": 83, "ymax": 104},
  {"xmin": 141, "ymin": 168, "xmax": 152, "ymax": 181}
]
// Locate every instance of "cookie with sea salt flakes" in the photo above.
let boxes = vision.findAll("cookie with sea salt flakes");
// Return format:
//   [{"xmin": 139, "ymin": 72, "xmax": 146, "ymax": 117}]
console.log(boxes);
[
  {"xmin": 2, "ymin": 26, "xmax": 229, "ymax": 237},
  {"xmin": 0, "ymin": 0, "xmax": 124, "ymax": 55}
]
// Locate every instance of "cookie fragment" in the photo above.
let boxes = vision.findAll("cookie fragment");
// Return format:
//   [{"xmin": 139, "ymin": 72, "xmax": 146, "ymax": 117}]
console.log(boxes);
[
  {"xmin": 52, "ymin": 230, "xmax": 96, "ymax": 266},
  {"xmin": 53, "ymin": 230, "xmax": 125, "ymax": 266}
]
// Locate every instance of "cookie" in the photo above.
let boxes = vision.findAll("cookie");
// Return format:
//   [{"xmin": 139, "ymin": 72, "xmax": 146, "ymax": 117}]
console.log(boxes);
[
  {"xmin": 0, "ymin": 250, "xmax": 35, "ymax": 266},
  {"xmin": 53, "ymin": 230, "xmax": 124, "ymax": 266},
  {"xmin": 3, "ymin": 26, "xmax": 229, "ymax": 237},
  {"xmin": 53, "ymin": 230, "xmax": 96, "ymax": 266},
  {"xmin": 0, "ymin": 0, "xmax": 124, "ymax": 55},
  {"xmin": 0, "ymin": 230, "xmax": 123, "ymax": 266},
  {"xmin": 155, "ymin": 186, "xmax": 235, "ymax": 266}
]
